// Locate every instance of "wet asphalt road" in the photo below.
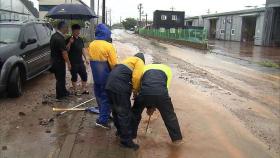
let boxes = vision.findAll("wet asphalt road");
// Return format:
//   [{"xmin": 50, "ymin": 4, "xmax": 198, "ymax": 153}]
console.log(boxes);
[{"xmin": 0, "ymin": 29, "xmax": 279, "ymax": 158}]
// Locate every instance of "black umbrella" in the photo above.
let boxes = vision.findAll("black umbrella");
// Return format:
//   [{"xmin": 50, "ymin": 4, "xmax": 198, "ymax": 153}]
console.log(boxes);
[{"xmin": 46, "ymin": 4, "xmax": 98, "ymax": 20}]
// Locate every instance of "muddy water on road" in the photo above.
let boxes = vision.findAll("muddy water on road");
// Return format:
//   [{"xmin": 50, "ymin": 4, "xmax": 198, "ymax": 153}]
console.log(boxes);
[
  {"xmin": 0, "ymin": 29, "xmax": 279, "ymax": 158},
  {"xmin": 112, "ymin": 29, "xmax": 280, "ymax": 157},
  {"xmin": 209, "ymin": 40, "xmax": 280, "ymax": 64}
]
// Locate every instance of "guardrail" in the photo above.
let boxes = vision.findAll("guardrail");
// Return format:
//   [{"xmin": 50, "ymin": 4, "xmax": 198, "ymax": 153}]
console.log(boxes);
[{"xmin": 139, "ymin": 28, "xmax": 208, "ymax": 44}]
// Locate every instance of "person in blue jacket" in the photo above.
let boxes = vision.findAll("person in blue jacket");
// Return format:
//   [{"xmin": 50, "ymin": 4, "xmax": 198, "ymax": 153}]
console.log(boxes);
[{"xmin": 88, "ymin": 24, "xmax": 117, "ymax": 129}]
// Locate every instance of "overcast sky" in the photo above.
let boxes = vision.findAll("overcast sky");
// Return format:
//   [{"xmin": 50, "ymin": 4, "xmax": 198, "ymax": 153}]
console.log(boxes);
[
  {"xmin": 32, "ymin": 0, "xmax": 266, "ymax": 24},
  {"xmin": 86, "ymin": 0, "xmax": 266, "ymax": 23}
]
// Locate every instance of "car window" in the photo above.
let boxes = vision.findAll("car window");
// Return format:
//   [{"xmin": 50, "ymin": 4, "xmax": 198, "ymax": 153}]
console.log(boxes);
[
  {"xmin": 34, "ymin": 23, "xmax": 49, "ymax": 40},
  {"xmin": 43, "ymin": 23, "xmax": 53, "ymax": 36},
  {"xmin": 23, "ymin": 24, "xmax": 37, "ymax": 42},
  {"xmin": 0, "ymin": 25, "xmax": 21, "ymax": 43}
]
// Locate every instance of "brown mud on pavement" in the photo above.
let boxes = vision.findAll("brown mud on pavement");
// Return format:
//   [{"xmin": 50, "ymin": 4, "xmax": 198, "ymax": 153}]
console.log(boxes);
[
  {"xmin": 112, "ymin": 29, "xmax": 280, "ymax": 157},
  {"xmin": 0, "ymin": 66, "xmax": 95, "ymax": 158},
  {"xmin": 0, "ymin": 29, "xmax": 279, "ymax": 158}
]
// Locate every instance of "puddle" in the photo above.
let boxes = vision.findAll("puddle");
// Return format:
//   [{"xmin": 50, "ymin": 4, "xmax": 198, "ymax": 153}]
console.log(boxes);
[{"xmin": 210, "ymin": 40, "xmax": 280, "ymax": 64}]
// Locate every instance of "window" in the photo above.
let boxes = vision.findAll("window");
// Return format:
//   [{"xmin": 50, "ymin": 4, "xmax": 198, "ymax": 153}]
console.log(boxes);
[
  {"xmin": 23, "ymin": 25, "xmax": 37, "ymax": 42},
  {"xmin": 222, "ymin": 19, "xmax": 226, "ymax": 24},
  {"xmin": 170, "ymin": 28, "xmax": 176, "ymax": 33},
  {"xmin": 231, "ymin": 29, "xmax": 235, "ymax": 35},
  {"xmin": 161, "ymin": 15, "xmax": 167, "ymax": 20},
  {"xmin": 159, "ymin": 27, "xmax": 165, "ymax": 32},
  {"xmin": 220, "ymin": 29, "xmax": 225, "ymax": 34},
  {"xmin": 0, "ymin": 0, "xmax": 12, "ymax": 10},
  {"xmin": 0, "ymin": 25, "xmax": 21, "ymax": 43},
  {"xmin": 172, "ymin": 15, "xmax": 177, "ymax": 21},
  {"xmin": 35, "ymin": 24, "xmax": 49, "ymax": 41},
  {"xmin": 227, "ymin": 19, "xmax": 232, "ymax": 23},
  {"xmin": 43, "ymin": 23, "xmax": 53, "ymax": 36},
  {"xmin": 12, "ymin": 0, "xmax": 24, "ymax": 13}
]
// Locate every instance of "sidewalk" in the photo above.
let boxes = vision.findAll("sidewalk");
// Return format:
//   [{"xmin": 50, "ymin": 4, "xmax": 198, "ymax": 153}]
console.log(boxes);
[{"xmin": 51, "ymin": 112, "xmax": 139, "ymax": 158}]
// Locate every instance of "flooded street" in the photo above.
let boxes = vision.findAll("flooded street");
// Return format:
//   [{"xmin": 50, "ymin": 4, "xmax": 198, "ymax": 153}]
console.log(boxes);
[
  {"xmin": 209, "ymin": 40, "xmax": 280, "ymax": 64},
  {"xmin": 0, "ymin": 29, "xmax": 279, "ymax": 158}
]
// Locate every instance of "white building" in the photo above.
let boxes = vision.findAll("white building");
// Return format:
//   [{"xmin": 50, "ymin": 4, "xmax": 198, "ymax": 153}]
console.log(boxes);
[{"xmin": 0, "ymin": 0, "xmax": 39, "ymax": 21}]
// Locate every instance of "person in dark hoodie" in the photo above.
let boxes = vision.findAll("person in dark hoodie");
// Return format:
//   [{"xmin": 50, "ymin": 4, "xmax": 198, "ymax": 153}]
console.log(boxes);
[
  {"xmin": 105, "ymin": 53, "xmax": 145, "ymax": 150},
  {"xmin": 88, "ymin": 24, "xmax": 117, "ymax": 129}
]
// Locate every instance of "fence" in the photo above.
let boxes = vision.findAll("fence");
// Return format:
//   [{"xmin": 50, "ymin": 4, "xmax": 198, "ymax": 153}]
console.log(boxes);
[{"xmin": 139, "ymin": 28, "xmax": 208, "ymax": 44}]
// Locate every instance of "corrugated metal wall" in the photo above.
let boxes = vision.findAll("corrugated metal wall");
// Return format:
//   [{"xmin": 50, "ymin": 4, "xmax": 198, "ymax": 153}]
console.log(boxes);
[
  {"xmin": 190, "ymin": 13, "xmax": 266, "ymax": 45},
  {"xmin": 255, "ymin": 12, "xmax": 265, "ymax": 45},
  {"xmin": 231, "ymin": 16, "xmax": 242, "ymax": 41}
]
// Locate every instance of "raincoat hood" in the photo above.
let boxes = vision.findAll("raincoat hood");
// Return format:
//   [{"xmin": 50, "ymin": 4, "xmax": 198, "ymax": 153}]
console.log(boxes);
[
  {"xmin": 95, "ymin": 24, "xmax": 111, "ymax": 40},
  {"xmin": 134, "ymin": 53, "xmax": 145, "ymax": 64}
]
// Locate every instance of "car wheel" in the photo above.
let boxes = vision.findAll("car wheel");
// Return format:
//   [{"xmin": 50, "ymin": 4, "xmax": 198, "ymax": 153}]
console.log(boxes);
[{"xmin": 7, "ymin": 67, "xmax": 22, "ymax": 97}]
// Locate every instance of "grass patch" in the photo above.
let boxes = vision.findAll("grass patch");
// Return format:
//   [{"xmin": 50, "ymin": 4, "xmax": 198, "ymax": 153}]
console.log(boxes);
[{"xmin": 257, "ymin": 61, "xmax": 280, "ymax": 68}]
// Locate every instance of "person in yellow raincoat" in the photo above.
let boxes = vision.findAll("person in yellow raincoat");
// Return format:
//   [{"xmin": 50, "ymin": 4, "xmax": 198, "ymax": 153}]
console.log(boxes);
[{"xmin": 88, "ymin": 24, "xmax": 117, "ymax": 129}]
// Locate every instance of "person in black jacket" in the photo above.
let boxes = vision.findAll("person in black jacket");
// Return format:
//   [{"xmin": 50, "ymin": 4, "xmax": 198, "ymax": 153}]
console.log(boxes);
[
  {"xmin": 50, "ymin": 21, "xmax": 71, "ymax": 99},
  {"xmin": 66, "ymin": 24, "xmax": 89, "ymax": 95},
  {"xmin": 105, "ymin": 53, "xmax": 145, "ymax": 150},
  {"xmin": 131, "ymin": 64, "xmax": 183, "ymax": 145}
]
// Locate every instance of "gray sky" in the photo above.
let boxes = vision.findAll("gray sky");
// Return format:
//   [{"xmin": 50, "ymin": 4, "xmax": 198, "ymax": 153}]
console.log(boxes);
[
  {"xmin": 32, "ymin": 0, "xmax": 266, "ymax": 24},
  {"xmin": 86, "ymin": 0, "xmax": 266, "ymax": 24}
]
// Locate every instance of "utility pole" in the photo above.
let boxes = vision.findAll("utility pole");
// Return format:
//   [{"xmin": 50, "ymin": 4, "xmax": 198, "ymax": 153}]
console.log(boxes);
[
  {"xmin": 171, "ymin": 6, "xmax": 175, "ymax": 11},
  {"xmin": 207, "ymin": 9, "xmax": 210, "ymax": 14},
  {"xmin": 145, "ymin": 13, "xmax": 148, "ymax": 26},
  {"xmin": 106, "ymin": 9, "xmax": 111, "ymax": 27},
  {"xmin": 105, "ymin": 7, "xmax": 108, "ymax": 25},
  {"xmin": 109, "ymin": 9, "xmax": 112, "ymax": 28},
  {"xmin": 96, "ymin": 0, "xmax": 100, "ymax": 24},
  {"xmin": 102, "ymin": 0, "xmax": 106, "ymax": 23},
  {"xmin": 90, "ymin": 0, "xmax": 95, "ymax": 40},
  {"xmin": 137, "ymin": 3, "xmax": 143, "ymax": 27}
]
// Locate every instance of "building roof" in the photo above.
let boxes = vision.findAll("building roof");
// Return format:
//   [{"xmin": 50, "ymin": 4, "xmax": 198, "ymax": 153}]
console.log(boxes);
[
  {"xmin": 185, "ymin": 7, "xmax": 265, "ymax": 20},
  {"xmin": 20, "ymin": 0, "xmax": 39, "ymax": 18},
  {"xmin": 154, "ymin": 10, "xmax": 185, "ymax": 13},
  {"xmin": 266, "ymin": 0, "xmax": 280, "ymax": 7}
]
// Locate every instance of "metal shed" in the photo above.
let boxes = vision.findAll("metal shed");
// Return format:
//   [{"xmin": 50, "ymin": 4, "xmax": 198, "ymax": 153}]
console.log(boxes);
[{"xmin": 185, "ymin": 8, "xmax": 266, "ymax": 46}]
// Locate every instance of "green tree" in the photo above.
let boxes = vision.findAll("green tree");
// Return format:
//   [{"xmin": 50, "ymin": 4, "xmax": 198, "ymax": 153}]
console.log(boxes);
[{"xmin": 121, "ymin": 18, "xmax": 137, "ymax": 30}]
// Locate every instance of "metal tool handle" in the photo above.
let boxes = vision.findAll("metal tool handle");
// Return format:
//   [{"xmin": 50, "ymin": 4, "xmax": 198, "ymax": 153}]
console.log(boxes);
[
  {"xmin": 57, "ymin": 98, "xmax": 95, "ymax": 116},
  {"xmin": 53, "ymin": 108, "xmax": 86, "ymax": 111}
]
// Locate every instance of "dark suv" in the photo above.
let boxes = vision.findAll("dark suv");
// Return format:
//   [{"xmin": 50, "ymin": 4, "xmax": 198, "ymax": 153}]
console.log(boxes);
[{"xmin": 0, "ymin": 20, "xmax": 54, "ymax": 97}]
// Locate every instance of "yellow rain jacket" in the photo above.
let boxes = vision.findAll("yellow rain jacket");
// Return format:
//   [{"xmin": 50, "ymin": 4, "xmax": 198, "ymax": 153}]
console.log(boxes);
[
  {"xmin": 88, "ymin": 40, "xmax": 117, "ymax": 69},
  {"xmin": 123, "ymin": 56, "xmax": 145, "ymax": 93}
]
